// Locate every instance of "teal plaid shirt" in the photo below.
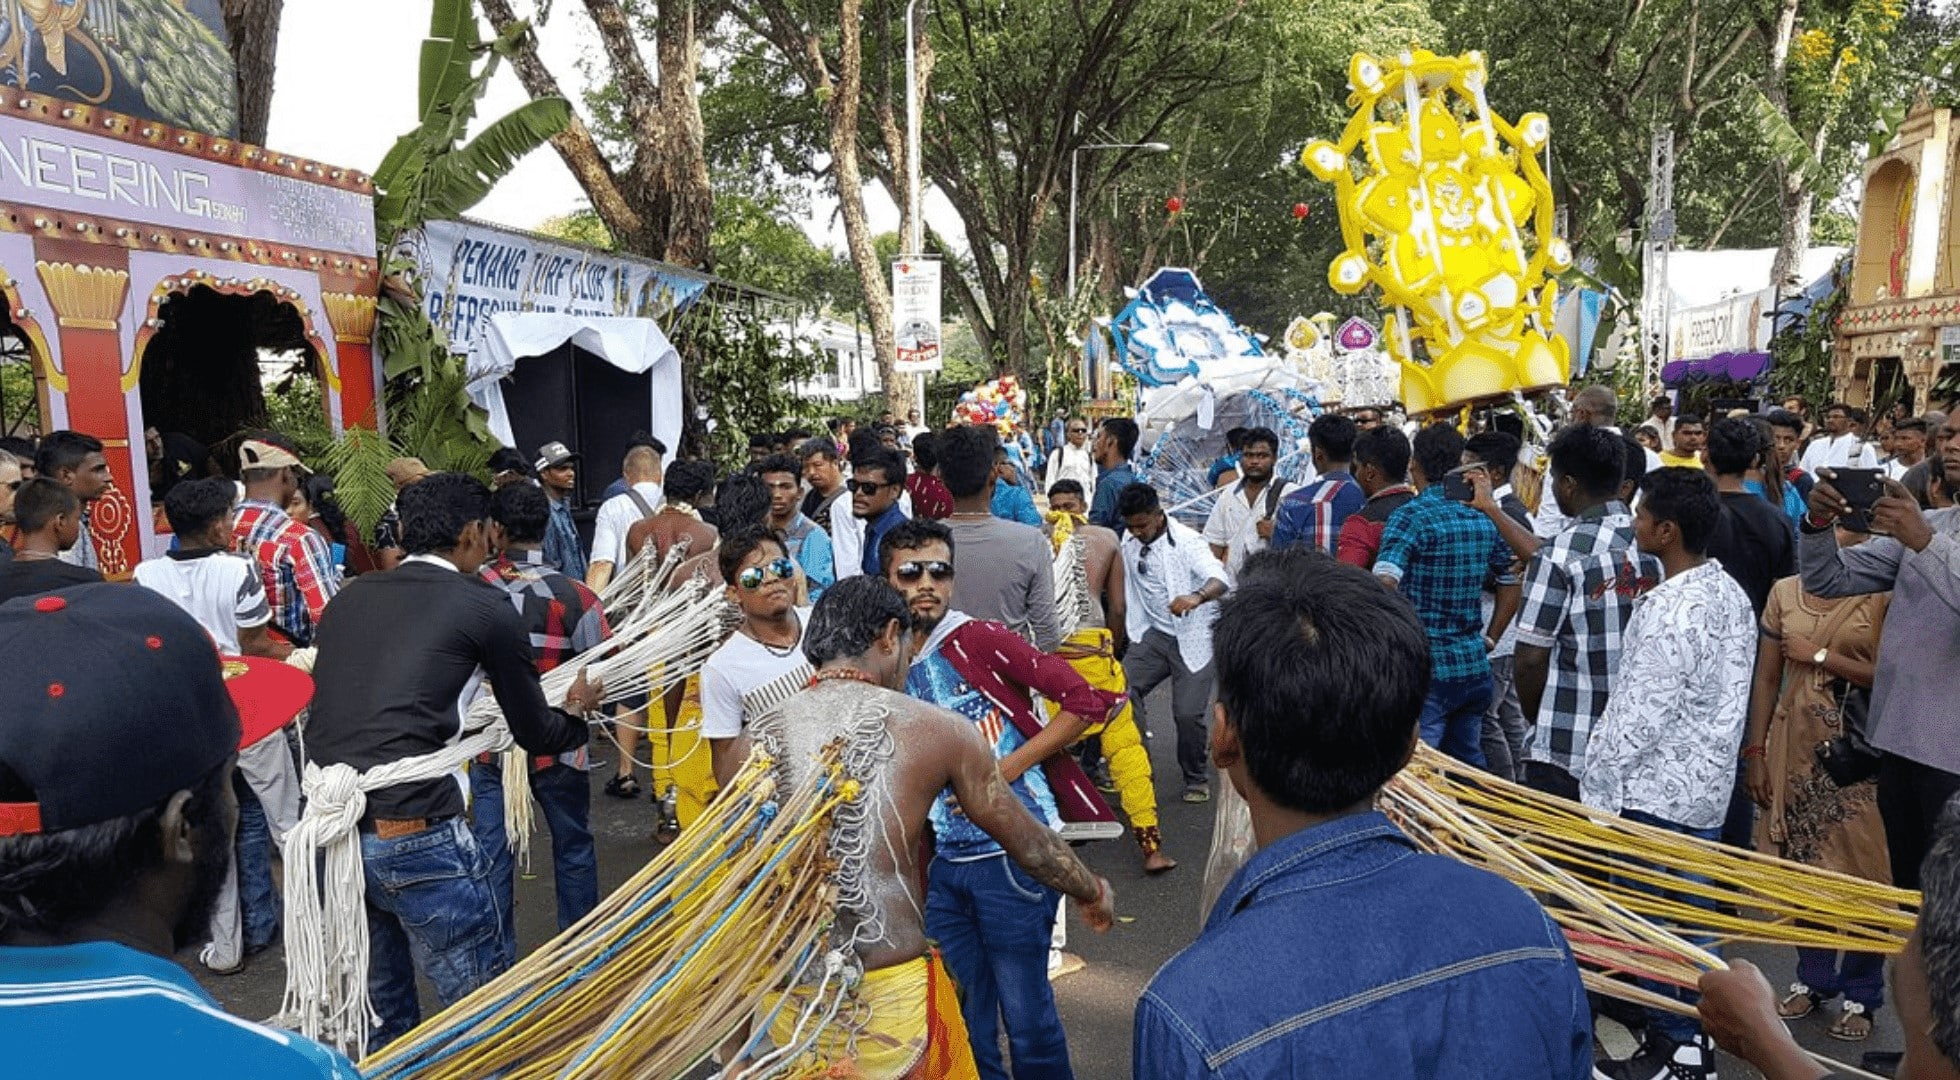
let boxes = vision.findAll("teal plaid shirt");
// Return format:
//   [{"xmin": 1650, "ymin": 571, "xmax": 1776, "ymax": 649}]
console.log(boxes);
[{"xmin": 1373, "ymin": 488, "xmax": 1518, "ymax": 681}]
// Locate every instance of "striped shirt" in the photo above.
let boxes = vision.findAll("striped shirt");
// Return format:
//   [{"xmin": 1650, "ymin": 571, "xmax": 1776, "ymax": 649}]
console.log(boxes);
[
  {"xmin": 232, "ymin": 500, "xmax": 339, "ymax": 646},
  {"xmin": 1270, "ymin": 471, "xmax": 1365, "ymax": 555},
  {"xmin": 0, "ymin": 941, "xmax": 358, "ymax": 1077}
]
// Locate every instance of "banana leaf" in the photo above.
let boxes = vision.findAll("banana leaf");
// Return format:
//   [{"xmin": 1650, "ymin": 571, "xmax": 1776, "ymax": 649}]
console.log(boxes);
[
  {"xmin": 418, "ymin": 0, "xmax": 483, "ymax": 122},
  {"xmin": 1744, "ymin": 87, "xmax": 1825, "ymax": 192},
  {"xmin": 422, "ymin": 97, "xmax": 573, "ymax": 220}
]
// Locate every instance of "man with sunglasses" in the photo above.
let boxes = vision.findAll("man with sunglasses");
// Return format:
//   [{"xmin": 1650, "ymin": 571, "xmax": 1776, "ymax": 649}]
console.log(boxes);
[
  {"xmin": 1045, "ymin": 417, "xmax": 1096, "ymax": 492},
  {"xmin": 836, "ymin": 446, "xmax": 910, "ymax": 581},
  {"xmin": 701, "ymin": 525, "xmax": 814, "ymax": 788},
  {"xmin": 881, "ymin": 517, "xmax": 1122, "ymax": 1080}
]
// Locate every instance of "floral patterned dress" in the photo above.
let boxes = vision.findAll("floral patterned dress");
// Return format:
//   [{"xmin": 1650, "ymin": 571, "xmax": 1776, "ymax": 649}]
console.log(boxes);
[{"xmin": 1755, "ymin": 577, "xmax": 1892, "ymax": 883}]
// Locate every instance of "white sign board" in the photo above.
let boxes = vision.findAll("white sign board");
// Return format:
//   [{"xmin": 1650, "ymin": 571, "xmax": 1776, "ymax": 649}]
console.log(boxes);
[
  {"xmin": 1942, "ymin": 326, "xmax": 1960, "ymax": 365},
  {"xmin": 892, "ymin": 257, "xmax": 942, "ymax": 374}
]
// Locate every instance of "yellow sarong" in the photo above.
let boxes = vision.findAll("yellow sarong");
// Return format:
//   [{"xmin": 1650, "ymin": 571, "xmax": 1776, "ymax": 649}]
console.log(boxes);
[
  {"xmin": 1051, "ymin": 627, "xmax": 1159, "ymax": 835},
  {"xmin": 648, "ymin": 673, "xmax": 718, "ymax": 828},
  {"xmin": 765, "ymin": 951, "xmax": 979, "ymax": 1079}
]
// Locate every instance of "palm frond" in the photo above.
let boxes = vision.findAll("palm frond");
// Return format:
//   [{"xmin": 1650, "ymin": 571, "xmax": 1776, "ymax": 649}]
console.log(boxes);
[
  {"xmin": 320, "ymin": 425, "xmax": 399, "ymax": 536},
  {"xmin": 417, "ymin": 0, "xmax": 484, "ymax": 123}
]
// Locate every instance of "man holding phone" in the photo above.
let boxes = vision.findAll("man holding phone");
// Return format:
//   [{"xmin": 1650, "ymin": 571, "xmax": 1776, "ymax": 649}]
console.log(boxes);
[
  {"xmin": 1799, "ymin": 417, "xmax": 1960, "ymax": 892},
  {"xmin": 1374, "ymin": 424, "xmax": 1520, "ymax": 767}
]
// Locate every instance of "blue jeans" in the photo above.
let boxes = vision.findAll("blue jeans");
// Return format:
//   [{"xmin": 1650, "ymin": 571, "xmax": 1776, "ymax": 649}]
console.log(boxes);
[
  {"xmin": 1797, "ymin": 947, "xmax": 1886, "ymax": 1011},
  {"xmin": 1419, "ymin": 674, "xmax": 1493, "ymax": 768},
  {"xmin": 362, "ymin": 816, "xmax": 507, "ymax": 1052},
  {"xmin": 470, "ymin": 757, "xmax": 600, "ymax": 968},
  {"xmin": 235, "ymin": 772, "xmax": 280, "ymax": 951},
  {"xmin": 1623, "ymin": 810, "xmax": 1722, "ymax": 1044},
  {"xmin": 925, "ymin": 854, "xmax": 1073, "ymax": 1079}
]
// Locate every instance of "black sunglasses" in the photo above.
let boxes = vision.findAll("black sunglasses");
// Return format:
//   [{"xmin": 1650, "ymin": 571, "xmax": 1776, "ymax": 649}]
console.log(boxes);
[
  {"xmin": 893, "ymin": 559, "xmax": 954, "ymax": 583},
  {"xmin": 848, "ymin": 479, "xmax": 895, "ymax": 494}
]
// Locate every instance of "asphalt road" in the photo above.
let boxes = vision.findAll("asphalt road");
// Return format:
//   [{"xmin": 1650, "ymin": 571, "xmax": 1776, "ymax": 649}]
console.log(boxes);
[{"xmin": 192, "ymin": 685, "xmax": 1904, "ymax": 1079}]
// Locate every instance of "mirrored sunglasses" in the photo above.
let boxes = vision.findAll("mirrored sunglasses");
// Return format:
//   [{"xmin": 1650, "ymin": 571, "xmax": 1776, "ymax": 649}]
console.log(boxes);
[{"xmin": 737, "ymin": 557, "xmax": 797, "ymax": 590}]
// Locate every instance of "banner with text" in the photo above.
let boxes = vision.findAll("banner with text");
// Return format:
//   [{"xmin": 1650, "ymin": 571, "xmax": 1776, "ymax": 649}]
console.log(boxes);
[
  {"xmin": 892, "ymin": 257, "xmax": 942, "ymax": 374},
  {"xmin": 0, "ymin": 112, "xmax": 374, "ymax": 255},
  {"xmin": 406, "ymin": 219, "xmax": 712, "ymax": 358}
]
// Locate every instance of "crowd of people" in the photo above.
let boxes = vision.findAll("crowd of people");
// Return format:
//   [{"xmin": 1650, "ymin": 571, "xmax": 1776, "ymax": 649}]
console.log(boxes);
[{"xmin": 0, "ymin": 381, "xmax": 1958, "ymax": 1080}]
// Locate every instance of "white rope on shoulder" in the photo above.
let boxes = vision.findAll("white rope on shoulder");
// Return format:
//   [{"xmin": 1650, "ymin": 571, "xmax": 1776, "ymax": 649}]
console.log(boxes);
[{"xmin": 281, "ymin": 541, "xmax": 735, "ymax": 1055}]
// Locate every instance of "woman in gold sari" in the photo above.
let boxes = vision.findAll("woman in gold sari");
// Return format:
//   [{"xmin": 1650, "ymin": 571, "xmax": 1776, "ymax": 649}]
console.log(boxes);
[{"xmin": 1740, "ymin": 536, "xmax": 1891, "ymax": 1042}]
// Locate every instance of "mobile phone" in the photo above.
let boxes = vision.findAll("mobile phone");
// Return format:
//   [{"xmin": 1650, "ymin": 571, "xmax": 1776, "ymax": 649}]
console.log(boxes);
[
  {"xmin": 1443, "ymin": 466, "xmax": 1477, "ymax": 503},
  {"xmin": 1831, "ymin": 467, "xmax": 1884, "ymax": 532}
]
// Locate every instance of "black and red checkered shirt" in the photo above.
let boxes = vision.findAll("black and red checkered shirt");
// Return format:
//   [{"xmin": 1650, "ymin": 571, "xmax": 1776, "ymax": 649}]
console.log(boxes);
[{"xmin": 480, "ymin": 548, "xmax": 611, "ymax": 770}]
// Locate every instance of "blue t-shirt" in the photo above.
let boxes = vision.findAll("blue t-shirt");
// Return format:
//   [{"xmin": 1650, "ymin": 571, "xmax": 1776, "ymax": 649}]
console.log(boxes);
[
  {"xmin": 990, "ymin": 481, "xmax": 1044, "ymax": 527},
  {"xmin": 0, "ymin": 942, "xmax": 359, "ymax": 1078}
]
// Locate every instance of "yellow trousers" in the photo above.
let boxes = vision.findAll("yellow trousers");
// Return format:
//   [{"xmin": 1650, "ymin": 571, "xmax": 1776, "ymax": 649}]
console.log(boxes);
[
  {"xmin": 647, "ymin": 674, "xmax": 718, "ymax": 828},
  {"xmin": 1050, "ymin": 627, "xmax": 1159, "ymax": 837}
]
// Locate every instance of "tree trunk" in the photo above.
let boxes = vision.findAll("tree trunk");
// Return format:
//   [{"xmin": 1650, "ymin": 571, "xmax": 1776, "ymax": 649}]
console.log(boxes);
[
  {"xmin": 652, "ymin": 0, "xmax": 714, "ymax": 268},
  {"xmin": 819, "ymin": 0, "xmax": 904, "ymax": 413},
  {"xmin": 1763, "ymin": 0, "xmax": 1805, "ymax": 300},
  {"xmin": 480, "ymin": 0, "xmax": 652, "ymax": 250},
  {"xmin": 221, "ymin": 0, "xmax": 282, "ymax": 145}
]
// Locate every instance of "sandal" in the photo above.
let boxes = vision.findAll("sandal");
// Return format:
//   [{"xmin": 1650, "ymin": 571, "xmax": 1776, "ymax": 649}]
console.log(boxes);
[
  {"xmin": 1830, "ymin": 1001, "xmax": 1874, "ymax": 1042},
  {"xmin": 1778, "ymin": 982, "xmax": 1826, "ymax": 1019},
  {"xmin": 603, "ymin": 774, "xmax": 641, "ymax": 800}
]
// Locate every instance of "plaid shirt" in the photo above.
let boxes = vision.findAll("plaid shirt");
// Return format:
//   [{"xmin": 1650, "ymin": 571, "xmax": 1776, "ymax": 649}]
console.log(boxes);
[
  {"xmin": 1373, "ymin": 488, "xmax": 1518, "ymax": 682},
  {"xmin": 1515, "ymin": 501, "xmax": 1662, "ymax": 776},
  {"xmin": 232, "ymin": 500, "xmax": 339, "ymax": 646},
  {"xmin": 481, "ymin": 548, "xmax": 611, "ymax": 770}
]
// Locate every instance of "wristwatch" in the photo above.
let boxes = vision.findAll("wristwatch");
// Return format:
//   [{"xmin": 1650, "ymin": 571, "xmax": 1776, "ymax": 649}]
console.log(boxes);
[{"xmin": 1813, "ymin": 646, "xmax": 1829, "ymax": 665}]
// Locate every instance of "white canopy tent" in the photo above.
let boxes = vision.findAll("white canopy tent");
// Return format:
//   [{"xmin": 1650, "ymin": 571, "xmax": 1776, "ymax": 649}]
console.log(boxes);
[{"xmin": 464, "ymin": 312, "xmax": 683, "ymax": 464}]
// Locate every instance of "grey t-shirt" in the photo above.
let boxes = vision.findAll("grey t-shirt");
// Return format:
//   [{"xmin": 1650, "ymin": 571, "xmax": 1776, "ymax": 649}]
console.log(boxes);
[{"xmin": 948, "ymin": 514, "xmax": 1061, "ymax": 652}]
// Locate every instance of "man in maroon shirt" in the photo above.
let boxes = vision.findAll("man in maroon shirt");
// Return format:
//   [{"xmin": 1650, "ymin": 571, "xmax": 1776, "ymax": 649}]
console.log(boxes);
[
  {"xmin": 904, "ymin": 431, "xmax": 954, "ymax": 520},
  {"xmin": 1337, "ymin": 425, "xmax": 1416, "ymax": 570}
]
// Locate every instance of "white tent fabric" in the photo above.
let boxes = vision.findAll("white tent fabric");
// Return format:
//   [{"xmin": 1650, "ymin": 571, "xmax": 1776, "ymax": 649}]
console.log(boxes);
[
  {"xmin": 465, "ymin": 312, "xmax": 683, "ymax": 463},
  {"xmin": 1662, "ymin": 247, "xmax": 1847, "ymax": 310}
]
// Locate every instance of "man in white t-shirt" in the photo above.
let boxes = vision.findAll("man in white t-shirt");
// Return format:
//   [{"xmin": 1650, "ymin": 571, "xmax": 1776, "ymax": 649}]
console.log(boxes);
[
  {"xmin": 132, "ymin": 477, "xmax": 299, "ymax": 975},
  {"xmin": 1798, "ymin": 402, "xmax": 1879, "ymax": 475},
  {"xmin": 700, "ymin": 526, "xmax": 814, "ymax": 786},
  {"xmin": 586, "ymin": 444, "xmax": 665, "ymax": 593},
  {"xmin": 1201, "ymin": 426, "xmax": 1291, "ymax": 580}
]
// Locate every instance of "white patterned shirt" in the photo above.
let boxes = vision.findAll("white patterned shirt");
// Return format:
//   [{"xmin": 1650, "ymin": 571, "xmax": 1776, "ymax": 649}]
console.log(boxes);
[{"xmin": 1580, "ymin": 559, "xmax": 1757, "ymax": 830}]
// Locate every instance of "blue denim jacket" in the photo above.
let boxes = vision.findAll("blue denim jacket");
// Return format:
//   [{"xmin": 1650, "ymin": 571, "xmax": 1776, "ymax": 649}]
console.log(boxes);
[{"xmin": 1134, "ymin": 810, "xmax": 1591, "ymax": 1079}]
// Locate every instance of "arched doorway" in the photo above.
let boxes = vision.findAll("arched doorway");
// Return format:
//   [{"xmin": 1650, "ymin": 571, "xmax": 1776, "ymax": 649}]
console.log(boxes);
[{"xmin": 134, "ymin": 279, "xmax": 329, "ymax": 474}]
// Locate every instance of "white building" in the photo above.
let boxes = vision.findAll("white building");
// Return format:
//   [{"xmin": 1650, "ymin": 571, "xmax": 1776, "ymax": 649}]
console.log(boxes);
[{"xmin": 789, "ymin": 315, "xmax": 882, "ymax": 402}]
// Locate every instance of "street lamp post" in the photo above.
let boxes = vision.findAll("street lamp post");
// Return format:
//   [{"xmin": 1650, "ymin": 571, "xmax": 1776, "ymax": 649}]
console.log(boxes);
[
  {"xmin": 1068, "ymin": 141, "xmax": 1170, "ymax": 298},
  {"xmin": 904, "ymin": 0, "xmax": 925, "ymax": 418},
  {"xmin": 905, "ymin": 0, "xmax": 924, "ymax": 257}
]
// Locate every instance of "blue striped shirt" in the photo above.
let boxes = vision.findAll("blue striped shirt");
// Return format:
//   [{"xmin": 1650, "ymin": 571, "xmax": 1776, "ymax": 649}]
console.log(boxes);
[{"xmin": 0, "ymin": 942, "xmax": 358, "ymax": 1077}]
